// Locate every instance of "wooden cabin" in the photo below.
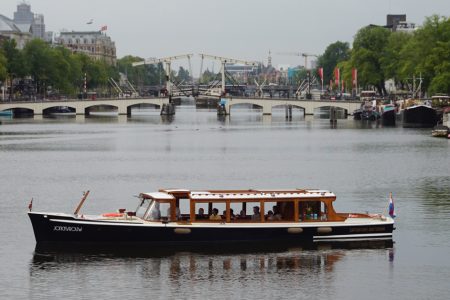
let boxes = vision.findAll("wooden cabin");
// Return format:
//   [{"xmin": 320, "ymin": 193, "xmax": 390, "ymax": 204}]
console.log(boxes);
[{"xmin": 136, "ymin": 189, "xmax": 346, "ymax": 223}]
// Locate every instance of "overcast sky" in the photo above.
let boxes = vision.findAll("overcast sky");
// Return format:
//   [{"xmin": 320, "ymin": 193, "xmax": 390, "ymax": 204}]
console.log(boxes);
[{"xmin": 1, "ymin": 0, "xmax": 449, "ymax": 73}]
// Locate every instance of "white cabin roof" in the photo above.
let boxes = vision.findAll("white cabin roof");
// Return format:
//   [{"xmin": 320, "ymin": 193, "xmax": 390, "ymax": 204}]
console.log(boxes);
[
  {"xmin": 190, "ymin": 190, "xmax": 335, "ymax": 201},
  {"xmin": 140, "ymin": 192, "xmax": 175, "ymax": 200},
  {"xmin": 161, "ymin": 189, "xmax": 191, "ymax": 193}
]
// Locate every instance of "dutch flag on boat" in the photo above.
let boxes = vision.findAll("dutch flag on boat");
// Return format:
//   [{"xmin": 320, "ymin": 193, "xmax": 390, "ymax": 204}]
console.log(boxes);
[{"xmin": 389, "ymin": 192, "xmax": 396, "ymax": 218}]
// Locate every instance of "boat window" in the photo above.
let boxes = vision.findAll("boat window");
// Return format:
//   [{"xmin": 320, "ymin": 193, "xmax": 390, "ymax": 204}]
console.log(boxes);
[
  {"xmin": 244, "ymin": 202, "xmax": 260, "ymax": 219},
  {"xmin": 135, "ymin": 199, "xmax": 151, "ymax": 219},
  {"xmin": 230, "ymin": 203, "xmax": 243, "ymax": 219},
  {"xmin": 160, "ymin": 203, "xmax": 171, "ymax": 219},
  {"xmin": 298, "ymin": 201, "xmax": 325, "ymax": 221},
  {"xmin": 278, "ymin": 201, "xmax": 295, "ymax": 221},
  {"xmin": 193, "ymin": 202, "xmax": 226, "ymax": 220},
  {"xmin": 176, "ymin": 198, "xmax": 190, "ymax": 220},
  {"xmin": 195, "ymin": 202, "xmax": 209, "ymax": 219},
  {"xmin": 243, "ymin": 202, "xmax": 263, "ymax": 221},
  {"xmin": 263, "ymin": 202, "xmax": 282, "ymax": 221},
  {"xmin": 213, "ymin": 203, "xmax": 226, "ymax": 219}
]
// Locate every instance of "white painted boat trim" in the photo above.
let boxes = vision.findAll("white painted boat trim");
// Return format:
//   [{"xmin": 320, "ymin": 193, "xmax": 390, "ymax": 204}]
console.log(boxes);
[
  {"xmin": 314, "ymin": 233, "xmax": 393, "ymax": 241},
  {"xmin": 48, "ymin": 217, "xmax": 393, "ymax": 229}
]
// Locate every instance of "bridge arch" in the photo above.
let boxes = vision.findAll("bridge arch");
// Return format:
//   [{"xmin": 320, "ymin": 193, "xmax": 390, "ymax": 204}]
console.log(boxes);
[
  {"xmin": 42, "ymin": 105, "xmax": 76, "ymax": 115},
  {"xmin": 272, "ymin": 104, "xmax": 305, "ymax": 116},
  {"xmin": 84, "ymin": 104, "xmax": 118, "ymax": 116},
  {"xmin": 1, "ymin": 106, "xmax": 34, "ymax": 117},
  {"xmin": 126, "ymin": 102, "xmax": 161, "ymax": 115},
  {"xmin": 314, "ymin": 105, "xmax": 348, "ymax": 118},
  {"xmin": 229, "ymin": 102, "xmax": 263, "ymax": 113}
]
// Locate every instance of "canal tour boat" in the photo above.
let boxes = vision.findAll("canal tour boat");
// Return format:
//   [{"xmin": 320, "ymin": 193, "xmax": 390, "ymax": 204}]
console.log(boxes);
[{"xmin": 28, "ymin": 189, "xmax": 395, "ymax": 245}]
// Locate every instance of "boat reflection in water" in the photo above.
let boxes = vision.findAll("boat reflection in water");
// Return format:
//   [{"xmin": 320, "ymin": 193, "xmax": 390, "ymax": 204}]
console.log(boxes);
[
  {"xmin": 30, "ymin": 240, "xmax": 394, "ymax": 299},
  {"xmin": 31, "ymin": 240, "xmax": 393, "ymax": 274},
  {"xmin": 29, "ymin": 191, "xmax": 394, "ymax": 297}
]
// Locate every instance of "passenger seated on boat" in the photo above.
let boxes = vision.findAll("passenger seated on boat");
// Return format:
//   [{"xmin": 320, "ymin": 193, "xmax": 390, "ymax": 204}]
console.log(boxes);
[
  {"xmin": 230, "ymin": 209, "xmax": 235, "ymax": 220},
  {"xmin": 149, "ymin": 202, "xmax": 161, "ymax": 221},
  {"xmin": 223, "ymin": 209, "xmax": 236, "ymax": 220},
  {"xmin": 266, "ymin": 210, "xmax": 274, "ymax": 221},
  {"xmin": 197, "ymin": 208, "xmax": 206, "ymax": 219},
  {"xmin": 237, "ymin": 209, "xmax": 246, "ymax": 219},
  {"xmin": 209, "ymin": 208, "xmax": 222, "ymax": 220},
  {"xmin": 272, "ymin": 206, "xmax": 282, "ymax": 221},
  {"xmin": 251, "ymin": 206, "xmax": 260, "ymax": 221}
]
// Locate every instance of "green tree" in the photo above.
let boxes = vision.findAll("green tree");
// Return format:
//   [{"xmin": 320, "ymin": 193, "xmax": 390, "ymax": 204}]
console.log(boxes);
[
  {"xmin": 0, "ymin": 51, "xmax": 7, "ymax": 81},
  {"xmin": 23, "ymin": 39, "xmax": 55, "ymax": 96},
  {"xmin": 398, "ymin": 15, "xmax": 450, "ymax": 95},
  {"xmin": 63, "ymin": 49, "xmax": 83, "ymax": 94},
  {"xmin": 1, "ymin": 39, "xmax": 28, "ymax": 79},
  {"xmin": 351, "ymin": 26, "xmax": 391, "ymax": 94},
  {"xmin": 199, "ymin": 69, "xmax": 217, "ymax": 84},
  {"xmin": 48, "ymin": 47, "xmax": 74, "ymax": 94},
  {"xmin": 317, "ymin": 41, "xmax": 350, "ymax": 84},
  {"xmin": 336, "ymin": 59, "xmax": 354, "ymax": 93},
  {"xmin": 117, "ymin": 55, "xmax": 143, "ymax": 88},
  {"xmin": 381, "ymin": 31, "xmax": 412, "ymax": 84},
  {"xmin": 175, "ymin": 66, "xmax": 191, "ymax": 83},
  {"xmin": 291, "ymin": 68, "xmax": 307, "ymax": 85},
  {"xmin": 73, "ymin": 53, "xmax": 117, "ymax": 93},
  {"xmin": 117, "ymin": 56, "xmax": 165, "ymax": 88}
]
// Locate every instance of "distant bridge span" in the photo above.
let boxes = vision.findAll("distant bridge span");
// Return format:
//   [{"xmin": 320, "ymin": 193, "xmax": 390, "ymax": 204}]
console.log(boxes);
[
  {"xmin": 224, "ymin": 97, "xmax": 361, "ymax": 115},
  {"xmin": 0, "ymin": 98, "xmax": 169, "ymax": 115}
]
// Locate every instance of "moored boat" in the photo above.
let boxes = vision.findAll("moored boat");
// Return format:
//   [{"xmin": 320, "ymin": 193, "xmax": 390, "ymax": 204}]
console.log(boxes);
[
  {"xmin": 381, "ymin": 104, "xmax": 396, "ymax": 126},
  {"xmin": 403, "ymin": 105, "xmax": 438, "ymax": 128},
  {"xmin": 353, "ymin": 101, "xmax": 380, "ymax": 121},
  {"xmin": 28, "ymin": 188, "xmax": 395, "ymax": 246},
  {"xmin": 0, "ymin": 109, "xmax": 13, "ymax": 117},
  {"xmin": 431, "ymin": 125, "xmax": 449, "ymax": 138}
]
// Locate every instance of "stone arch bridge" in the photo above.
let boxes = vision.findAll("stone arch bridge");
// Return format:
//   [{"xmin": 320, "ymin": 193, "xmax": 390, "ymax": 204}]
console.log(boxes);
[
  {"xmin": 0, "ymin": 98, "xmax": 169, "ymax": 115},
  {"xmin": 223, "ymin": 97, "xmax": 361, "ymax": 116}
]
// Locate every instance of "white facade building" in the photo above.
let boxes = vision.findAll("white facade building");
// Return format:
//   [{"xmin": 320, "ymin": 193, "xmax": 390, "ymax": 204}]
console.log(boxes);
[
  {"xmin": 0, "ymin": 14, "xmax": 32, "ymax": 49},
  {"xmin": 58, "ymin": 31, "xmax": 117, "ymax": 66}
]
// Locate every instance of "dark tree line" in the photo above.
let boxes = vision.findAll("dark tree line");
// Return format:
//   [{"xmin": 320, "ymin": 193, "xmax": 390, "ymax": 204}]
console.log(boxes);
[{"xmin": 316, "ymin": 15, "xmax": 450, "ymax": 96}]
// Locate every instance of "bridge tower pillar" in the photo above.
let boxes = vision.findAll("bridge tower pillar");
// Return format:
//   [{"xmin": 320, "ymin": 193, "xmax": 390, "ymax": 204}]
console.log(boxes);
[
  {"xmin": 304, "ymin": 102, "xmax": 314, "ymax": 115},
  {"xmin": 118, "ymin": 104, "xmax": 127, "ymax": 115},
  {"xmin": 33, "ymin": 106, "xmax": 44, "ymax": 115},
  {"xmin": 262, "ymin": 103, "xmax": 271, "ymax": 115}
]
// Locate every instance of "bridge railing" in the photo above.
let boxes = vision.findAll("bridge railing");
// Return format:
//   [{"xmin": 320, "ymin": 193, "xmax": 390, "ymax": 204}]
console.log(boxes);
[{"xmin": 0, "ymin": 95, "xmax": 170, "ymax": 104}]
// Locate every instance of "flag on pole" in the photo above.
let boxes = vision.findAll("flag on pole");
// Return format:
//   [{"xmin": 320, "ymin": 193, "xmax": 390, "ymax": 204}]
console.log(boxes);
[
  {"xmin": 28, "ymin": 198, "xmax": 33, "ymax": 212},
  {"xmin": 352, "ymin": 68, "xmax": 358, "ymax": 88},
  {"xmin": 100, "ymin": 25, "xmax": 108, "ymax": 31},
  {"xmin": 334, "ymin": 68, "xmax": 340, "ymax": 86},
  {"xmin": 388, "ymin": 192, "xmax": 396, "ymax": 218},
  {"xmin": 318, "ymin": 68, "xmax": 323, "ymax": 81},
  {"xmin": 318, "ymin": 68, "xmax": 324, "ymax": 92}
]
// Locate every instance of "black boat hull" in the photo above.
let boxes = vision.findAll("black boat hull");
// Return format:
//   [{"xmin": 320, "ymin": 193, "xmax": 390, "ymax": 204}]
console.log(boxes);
[
  {"xmin": 29, "ymin": 212, "xmax": 394, "ymax": 245},
  {"xmin": 403, "ymin": 106, "xmax": 437, "ymax": 128},
  {"xmin": 353, "ymin": 109, "xmax": 362, "ymax": 120},
  {"xmin": 381, "ymin": 109, "xmax": 396, "ymax": 126}
]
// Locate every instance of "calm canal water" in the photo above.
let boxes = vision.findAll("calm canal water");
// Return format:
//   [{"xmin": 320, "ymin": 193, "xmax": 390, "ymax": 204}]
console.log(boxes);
[{"xmin": 0, "ymin": 106, "xmax": 449, "ymax": 299}]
